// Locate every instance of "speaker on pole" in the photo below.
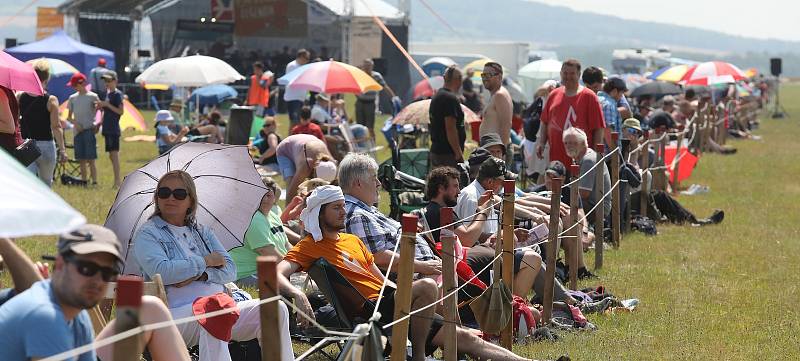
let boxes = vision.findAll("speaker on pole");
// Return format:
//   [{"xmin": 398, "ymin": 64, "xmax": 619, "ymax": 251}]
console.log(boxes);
[{"xmin": 770, "ymin": 58, "xmax": 782, "ymax": 77}]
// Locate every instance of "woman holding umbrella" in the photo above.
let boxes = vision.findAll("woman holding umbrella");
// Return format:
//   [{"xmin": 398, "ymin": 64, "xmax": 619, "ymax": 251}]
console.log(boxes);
[{"xmin": 132, "ymin": 170, "xmax": 294, "ymax": 361}]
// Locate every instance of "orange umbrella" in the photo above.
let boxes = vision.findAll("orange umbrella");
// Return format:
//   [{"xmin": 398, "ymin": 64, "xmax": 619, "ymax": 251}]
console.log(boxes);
[{"xmin": 59, "ymin": 99, "xmax": 147, "ymax": 131}]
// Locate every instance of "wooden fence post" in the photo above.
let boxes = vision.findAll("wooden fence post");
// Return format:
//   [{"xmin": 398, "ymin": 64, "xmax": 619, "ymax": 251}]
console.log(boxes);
[
  {"xmin": 440, "ymin": 208, "xmax": 458, "ymax": 361},
  {"xmin": 391, "ymin": 214, "xmax": 419, "ymax": 361},
  {"xmin": 672, "ymin": 130, "xmax": 685, "ymax": 193},
  {"xmin": 594, "ymin": 144, "xmax": 605, "ymax": 270},
  {"xmin": 638, "ymin": 133, "xmax": 649, "ymax": 218},
  {"xmin": 500, "ymin": 179, "xmax": 516, "ymax": 350},
  {"xmin": 611, "ymin": 132, "xmax": 621, "ymax": 248},
  {"xmin": 257, "ymin": 256, "xmax": 281, "ymax": 361},
  {"xmin": 542, "ymin": 177, "xmax": 562, "ymax": 324},
  {"xmin": 568, "ymin": 164, "xmax": 580, "ymax": 290},
  {"xmin": 114, "ymin": 275, "xmax": 143, "ymax": 361}
]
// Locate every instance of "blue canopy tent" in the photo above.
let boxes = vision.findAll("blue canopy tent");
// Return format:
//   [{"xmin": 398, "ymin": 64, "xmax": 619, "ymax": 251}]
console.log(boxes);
[{"xmin": 5, "ymin": 31, "xmax": 115, "ymax": 102}]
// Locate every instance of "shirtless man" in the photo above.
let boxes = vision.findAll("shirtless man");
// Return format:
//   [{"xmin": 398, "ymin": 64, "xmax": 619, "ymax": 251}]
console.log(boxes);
[{"xmin": 479, "ymin": 62, "xmax": 514, "ymax": 164}]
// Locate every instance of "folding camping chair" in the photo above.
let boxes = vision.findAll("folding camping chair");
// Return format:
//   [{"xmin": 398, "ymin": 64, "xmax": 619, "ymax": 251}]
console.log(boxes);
[
  {"xmin": 378, "ymin": 159, "xmax": 427, "ymax": 220},
  {"xmin": 338, "ymin": 123, "xmax": 384, "ymax": 158},
  {"xmin": 299, "ymin": 258, "xmax": 386, "ymax": 360},
  {"xmin": 55, "ymin": 131, "xmax": 87, "ymax": 186}
]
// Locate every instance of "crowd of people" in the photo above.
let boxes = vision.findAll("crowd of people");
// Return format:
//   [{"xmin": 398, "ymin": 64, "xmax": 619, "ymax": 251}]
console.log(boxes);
[{"xmin": 0, "ymin": 51, "xmax": 768, "ymax": 361}]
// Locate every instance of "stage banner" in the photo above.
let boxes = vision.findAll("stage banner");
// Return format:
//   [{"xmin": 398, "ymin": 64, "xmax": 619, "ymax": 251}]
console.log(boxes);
[
  {"xmin": 36, "ymin": 7, "xmax": 64, "ymax": 40},
  {"xmin": 234, "ymin": 0, "xmax": 308, "ymax": 37}
]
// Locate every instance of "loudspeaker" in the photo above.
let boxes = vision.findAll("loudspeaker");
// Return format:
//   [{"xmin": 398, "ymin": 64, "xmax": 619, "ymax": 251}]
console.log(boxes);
[
  {"xmin": 372, "ymin": 57, "xmax": 388, "ymax": 75},
  {"xmin": 770, "ymin": 58, "xmax": 782, "ymax": 76},
  {"xmin": 5, "ymin": 38, "xmax": 17, "ymax": 48},
  {"xmin": 225, "ymin": 107, "xmax": 254, "ymax": 145},
  {"xmin": 137, "ymin": 49, "xmax": 151, "ymax": 57}
]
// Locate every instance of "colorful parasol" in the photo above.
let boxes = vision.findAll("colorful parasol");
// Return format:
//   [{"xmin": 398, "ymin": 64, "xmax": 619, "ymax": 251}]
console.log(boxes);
[
  {"xmin": 278, "ymin": 60, "xmax": 383, "ymax": 94},
  {"xmin": 680, "ymin": 61, "xmax": 747, "ymax": 86},
  {"xmin": 649, "ymin": 64, "xmax": 691, "ymax": 83},
  {"xmin": 59, "ymin": 98, "xmax": 147, "ymax": 131},
  {"xmin": 0, "ymin": 51, "xmax": 44, "ymax": 95},
  {"xmin": 25, "ymin": 57, "xmax": 79, "ymax": 77}
]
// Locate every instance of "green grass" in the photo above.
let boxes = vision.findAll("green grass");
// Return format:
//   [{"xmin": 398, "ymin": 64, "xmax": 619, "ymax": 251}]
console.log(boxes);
[{"xmin": 5, "ymin": 86, "xmax": 800, "ymax": 360}]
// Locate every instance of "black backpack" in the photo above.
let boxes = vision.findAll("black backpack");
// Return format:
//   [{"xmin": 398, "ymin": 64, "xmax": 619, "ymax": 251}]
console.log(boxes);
[{"xmin": 522, "ymin": 97, "xmax": 544, "ymax": 142}]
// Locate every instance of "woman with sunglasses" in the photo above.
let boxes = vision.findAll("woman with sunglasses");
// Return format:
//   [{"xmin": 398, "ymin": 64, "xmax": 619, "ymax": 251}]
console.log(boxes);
[
  {"xmin": 132, "ymin": 170, "xmax": 295, "ymax": 361},
  {"xmin": 252, "ymin": 116, "xmax": 281, "ymax": 171}
]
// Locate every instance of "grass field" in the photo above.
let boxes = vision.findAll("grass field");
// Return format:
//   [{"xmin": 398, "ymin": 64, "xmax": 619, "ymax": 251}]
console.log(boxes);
[{"xmin": 5, "ymin": 85, "xmax": 800, "ymax": 360}]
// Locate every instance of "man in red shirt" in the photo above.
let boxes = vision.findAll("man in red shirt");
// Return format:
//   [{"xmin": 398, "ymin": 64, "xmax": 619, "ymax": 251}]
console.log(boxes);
[
  {"xmin": 290, "ymin": 106, "xmax": 325, "ymax": 141},
  {"xmin": 536, "ymin": 59, "xmax": 605, "ymax": 169}
]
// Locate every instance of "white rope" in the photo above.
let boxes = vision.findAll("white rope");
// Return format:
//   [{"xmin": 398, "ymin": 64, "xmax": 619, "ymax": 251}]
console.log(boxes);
[
  {"xmin": 417, "ymin": 199, "xmax": 503, "ymax": 236},
  {"xmin": 556, "ymin": 180, "xmax": 620, "ymax": 239},
  {"xmin": 561, "ymin": 147, "xmax": 620, "ymax": 189}
]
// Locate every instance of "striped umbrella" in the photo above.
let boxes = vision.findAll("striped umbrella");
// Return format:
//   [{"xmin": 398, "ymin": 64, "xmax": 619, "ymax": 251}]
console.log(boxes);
[
  {"xmin": 25, "ymin": 57, "xmax": 80, "ymax": 77},
  {"xmin": 680, "ymin": 61, "xmax": 746, "ymax": 86},
  {"xmin": 649, "ymin": 64, "xmax": 691, "ymax": 82},
  {"xmin": 277, "ymin": 60, "xmax": 382, "ymax": 94}
]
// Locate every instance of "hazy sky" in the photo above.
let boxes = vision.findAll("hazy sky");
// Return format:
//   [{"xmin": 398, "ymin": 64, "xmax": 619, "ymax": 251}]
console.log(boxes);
[{"xmin": 531, "ymin": 0, "xmax": 800, "ymax": 42}]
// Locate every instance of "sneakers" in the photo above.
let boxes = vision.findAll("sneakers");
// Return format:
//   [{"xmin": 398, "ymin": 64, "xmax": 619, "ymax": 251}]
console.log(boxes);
[
  {"xmin": 577, "ymin": 266, "xmax": 598, "ymax": 280},
  {"xmin": 581, "ymin": 297, "xmax": 614, "ymax": 314},
  {"xmin": 709, "ymin": 209, "xmax": 725, "ymax": 224}
]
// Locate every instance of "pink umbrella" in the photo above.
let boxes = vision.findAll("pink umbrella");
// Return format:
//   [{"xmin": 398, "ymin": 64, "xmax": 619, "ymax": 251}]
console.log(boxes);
[
  {"xmin": 680, "ymin": 61, "xmax": 746, "ymax": 86},
  {"xmin": 0, "ymin": 51, "xmax": 44, "ymax": 95}
]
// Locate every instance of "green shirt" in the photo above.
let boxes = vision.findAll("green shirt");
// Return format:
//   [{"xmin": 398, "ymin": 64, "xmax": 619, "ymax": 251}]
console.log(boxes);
[{"xmin": 230, "ymin": 210, "xmax": 289, "ymax": 280}]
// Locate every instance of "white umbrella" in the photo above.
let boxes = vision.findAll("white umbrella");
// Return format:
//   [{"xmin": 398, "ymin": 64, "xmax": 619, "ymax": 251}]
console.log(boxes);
[
  {"xmin": 518, "ymin": 59, "xmax": 562, "ymax": 98},
  {"xmin": 135, "ymin": 55, "xmax": 244, "ymax": 87},
  {"xmin": 0, "ymin": 150, "xmax": 85, "ymax": 238}
]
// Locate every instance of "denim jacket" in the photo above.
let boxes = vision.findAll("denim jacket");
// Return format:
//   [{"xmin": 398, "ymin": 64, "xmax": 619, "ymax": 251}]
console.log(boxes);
[{"xmin": 132, "ymin": 216, "xmax": 236, "ymax": 286}]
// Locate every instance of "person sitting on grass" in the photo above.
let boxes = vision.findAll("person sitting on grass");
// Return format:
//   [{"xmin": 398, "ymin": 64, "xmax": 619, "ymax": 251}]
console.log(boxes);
[
  {"xmin": 131, "ymin": 170, "xmax": 294, "ymax": 361},
  {"xmin": 187, "ymin": 110, "xmax": 224, "ymax": 143},
  {"xmin": 276, "ymin": 185, "xmax": 557, "ymax": 361},
  {"xmin": 231, "ymin": 176, "xmax": 300, "ymax": 288},
  {"xmin": 252, "ymin": 117, "xmax": 281, "ymax": 171},
  {"xmin": 155, "ymin": 110, "xmax": 189, "ymax": 155},
  {"xmin": 0, "ymin": 227, "xmax": 191, "ymax": 361}
]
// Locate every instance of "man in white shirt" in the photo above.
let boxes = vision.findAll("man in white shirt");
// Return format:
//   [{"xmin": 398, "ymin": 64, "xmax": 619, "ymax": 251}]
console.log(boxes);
[{"xmin": 283, "ymin": 49, "xmax": 310, "ymax": 128}]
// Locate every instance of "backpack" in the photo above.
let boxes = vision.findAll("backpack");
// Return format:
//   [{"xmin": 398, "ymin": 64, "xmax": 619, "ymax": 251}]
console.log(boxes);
[{"xmin": 522, "ymin": 97, "xmax": 543, "ymax": 142}]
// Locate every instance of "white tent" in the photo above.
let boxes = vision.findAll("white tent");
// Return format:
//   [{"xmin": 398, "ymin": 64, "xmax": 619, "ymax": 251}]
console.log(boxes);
[{"xmin": 518, "ymin": 59, "xmax": 562, "ymax": 98}]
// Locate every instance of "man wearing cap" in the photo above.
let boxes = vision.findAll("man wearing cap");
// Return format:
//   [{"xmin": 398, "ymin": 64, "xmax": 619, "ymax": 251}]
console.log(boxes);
[
  {"xmin": 598, "ymin": 76, "xmax": 628, "ymax": 147},
  {"xmin": 169, "ymin": 98, "xmax": 190, "ymax": 129},
  {"xmin": 480, "ymin": 62, "xmax": 514, "ymax": 164},
  {"xmin": 155, "ymin": 110, "xmax": 189, "ymax": 155},
  {"xmin": 89, "ymin": 58, "xmax": 109, "ymax": 98},
  {"xmin": 429, "ymin": 65, "xmax": 466, "ymax": 169},
  {"xmin": 0, "ymin": 225, "xmax": 191, "ymax": 361},
  {"xmin": 277, "ymin": 185, "xmax": 545, "ymax": 361},
  {"xmin": 537, "ymin": 59, "xmax": 605, "ymax": 171},
  {"xmin": 66, "ymin": 72, "xmax": 101, "ymax": 185},
  {"xmin": 99, "ymin": 70, "xmax": 124, "ymax": 188}
]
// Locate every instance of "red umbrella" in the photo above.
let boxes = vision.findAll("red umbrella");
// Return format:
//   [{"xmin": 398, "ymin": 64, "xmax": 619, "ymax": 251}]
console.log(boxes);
[
  {"xmin": 680, "ymin": 61, "xmax": 746, "ymax": 86},
  {"xmin": 664, "ymin": 145, "xmax": 698, "ymax": 183},
  {"xmin": 0, "ymin": 51, "xmax": 44, "ymax": 95},
  {"xmin": 412, "ymin": 76, "xmax": 444, "ymax": 99}
]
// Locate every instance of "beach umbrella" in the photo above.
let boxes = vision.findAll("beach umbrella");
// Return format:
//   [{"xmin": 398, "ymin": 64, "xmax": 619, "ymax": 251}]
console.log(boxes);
[
  {"xmin": 680, "ymin": 61, "xmax": 746, "ymax": 86},
  {"xmin": 464, "ymin": 58, "xmax": 494, "ymax": 73},
  {"xmin": 59, "ymin": 98, "xmax": 147, "ymax": 131},
  {"xmin": 0, "ymin": 148, "xmax": 85, "ymax": 237},
  {"xmin": 278, "ymin": 60, "xmax": 382, "ymax": 94},
  {"xmin": 664, "ymin": 145, "xmax": 698, "ymax": 183},
  {"xmin": 421, "ymin": 57, "xmax": 456, "ymax": 77},
  {"xmin": 630, "ymin": 81, "xmax": 682, "ymax": 98},
  {"xmin": 188, "ymin": 84, "xmax": 239, "ymax": 109},
  {"xmin": 412, "ymin": 76, "xmax": 444, "ymax": 99},
  {"xmin": 649, "ymin": 64, "xmax": 691, "ymax": 83},
  {"xmin": 392, "ymin": 99, "xmax": 481, "ymax": 125},
  {"xmin": 25, "ymin": 57, "xmax": 80, "ymax": 77},
  {"xmin": 0, "ymin": 51, "xmax": 44, "ymax": 95},
  {"xmin": 517, "ymin": 59, "xmax": 561, "ymax": 97},
  {"xmin": 135, "ymin": 55, "xmax": 244, "ymax": 87},
  {"xmin": 104, "ymin": 142, "xmax": 267, "ymax": 274}
]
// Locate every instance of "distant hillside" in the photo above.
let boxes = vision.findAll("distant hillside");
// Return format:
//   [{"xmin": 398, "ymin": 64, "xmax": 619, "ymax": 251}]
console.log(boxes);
[{"xmin": 404, "ymin": 0, "xmax": 799, "ymax": 75}]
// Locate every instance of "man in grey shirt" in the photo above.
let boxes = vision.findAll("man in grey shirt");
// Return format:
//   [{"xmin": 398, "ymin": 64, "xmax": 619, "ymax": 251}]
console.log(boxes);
[
  {"xmin": 563, "ymin": 127, "xmax": 611, "ymax": 219},
  {"xmin": 66, "ymin": 72, "xmax": 100, "ymax": 184}
]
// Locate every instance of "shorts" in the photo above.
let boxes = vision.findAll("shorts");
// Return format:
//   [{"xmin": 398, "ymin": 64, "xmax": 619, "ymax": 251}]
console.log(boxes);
[
  {"xmin": 355, "ymin": 100, "xmax": 376, "ymax": 131},
  {"xmin": 0, "ymin": 288, "xmax": 17, "ymax": 307},
  {"xmin": 465, "ymin": 244, "xmax": 524, "ymax": 286},
  {"xmin": 73, "ymin": 129, "xmax": 97, "ymax": 160},
  {"xmin": 375, "ymin": 289, "xmax": 443, "ymax": 356},
  {"xmin": 104, "ymin": 134, "xmax": 120, "ymax": 152},
  {"xmin": 276, "ymin": 155, "xmax": 295, "ymax": 179}
]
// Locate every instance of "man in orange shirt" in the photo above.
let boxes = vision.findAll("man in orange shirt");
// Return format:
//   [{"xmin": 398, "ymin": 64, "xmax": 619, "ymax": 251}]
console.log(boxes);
[
  {"xmin": 277, "ymin": 186, "xmax": 543, "ymax": 361},
  {"xmin": 246, "ymin": 61, "xmax": 272, "ymax": 117}
]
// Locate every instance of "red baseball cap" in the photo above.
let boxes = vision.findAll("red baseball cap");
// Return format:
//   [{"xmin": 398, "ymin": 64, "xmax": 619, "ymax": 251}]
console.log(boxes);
[
  {"xmin": 98, "ymin": 57, "xmax": 107, "ymax": 66},
  {"xmin": 192, "ymin": 293, "xmax": 240, "ymax": 342},
  {"xmin": 67, "ymin": 72, "xmax": 87, "ymax": 87}
]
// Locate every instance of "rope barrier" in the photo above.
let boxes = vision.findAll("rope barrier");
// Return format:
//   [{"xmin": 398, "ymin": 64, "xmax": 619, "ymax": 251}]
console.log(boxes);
[
  {"xmin": 561, "ymin": 147, "xmax": 620, "ymax": 189},
  {"xmin": 417, "ymin": 199, "xmax": 504, "ymax": 236},
  {"xmin": 556, "ymin": 180, "xmax": 621, "ymax": 239}
]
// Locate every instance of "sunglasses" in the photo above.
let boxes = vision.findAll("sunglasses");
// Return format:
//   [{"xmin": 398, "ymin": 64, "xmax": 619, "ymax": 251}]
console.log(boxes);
[
  {"xmin": 481, "ymin": 72, "xmax": 498, "ymax": 79},
  {"xmin": 65, "ymin": 255, "xmax": 118, "ymax": 282},
  {"xmin": 157, "ymin": 187, "xmax": 189, "ymax": 200},
  {"xmin": 625, "ymin": 128, "xmax": 641, "ymax": 136}
]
